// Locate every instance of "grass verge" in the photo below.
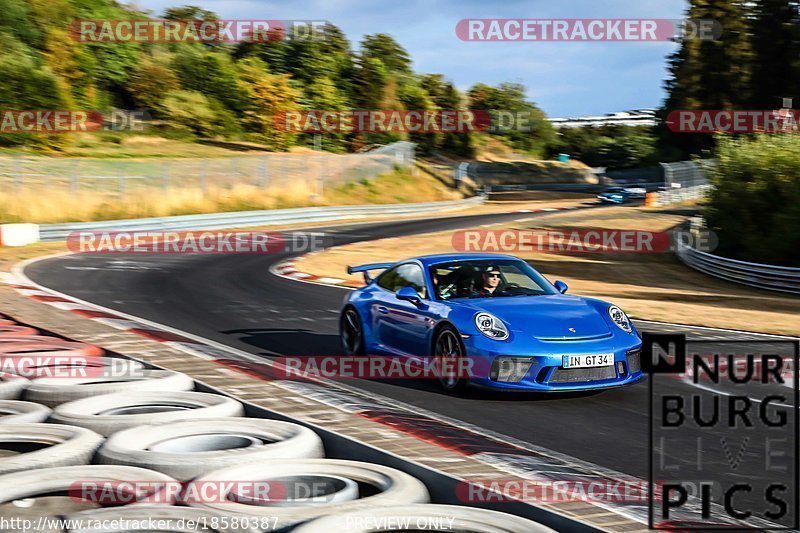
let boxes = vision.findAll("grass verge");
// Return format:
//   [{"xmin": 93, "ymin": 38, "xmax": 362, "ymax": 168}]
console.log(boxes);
[{"xmin": 0, "ymin": 167, "xmax": 461, "ymax": 224}]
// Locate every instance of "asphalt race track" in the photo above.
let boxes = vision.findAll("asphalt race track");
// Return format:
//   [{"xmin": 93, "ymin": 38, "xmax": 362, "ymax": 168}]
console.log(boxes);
[{"xmin": 24, "ymin": 208, "xmax": 798, "ymax": 523}]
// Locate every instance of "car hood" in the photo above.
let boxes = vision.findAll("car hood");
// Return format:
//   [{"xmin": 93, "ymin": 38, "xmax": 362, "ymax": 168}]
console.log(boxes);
[{"xmin": 460, "ymin": 295, "xmax": 612, "ymax": 340}]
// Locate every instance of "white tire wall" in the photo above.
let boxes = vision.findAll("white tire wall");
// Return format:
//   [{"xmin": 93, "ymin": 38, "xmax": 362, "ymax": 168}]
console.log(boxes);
[
  {"xmin": 0, "ymin": 424, "xmax": 103, "ymax": 474},
  {"xmin": 186, "ymin": 459, "xmax": 429, "ymax": 530},
  {"xmin": 97, "ymin": 418, "xmax": 324, "ymax": 480},
  {"xmin": 25, "ymin": 370, "xmax": 194, "ymax": 407},
  {"xmin": 0, "ymin": 372, "xmax": 29, "ymax": 399},
  {"xmin": 0, "ymin": 464, "xmax": 179, "ymax": 505},
  {"xmin": 50, "ymin": 391, "xmax": 245, "ymax": 436},
  {"xmin": 0, "ymin": 400, "xmax": 51, "ymax": 423}
]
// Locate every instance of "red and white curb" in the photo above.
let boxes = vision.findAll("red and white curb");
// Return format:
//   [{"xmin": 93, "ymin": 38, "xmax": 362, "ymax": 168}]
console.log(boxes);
[
  {"xmin": 0, "ymin": 269, "xmax": 235, "ymax": 365},
  {"xmin": 271, "ymin": 255, "xmax": 364, "ymax": 289},
  {"xmin": 270, "ymin": 205, "xmax": 582, "ymax": 289}
]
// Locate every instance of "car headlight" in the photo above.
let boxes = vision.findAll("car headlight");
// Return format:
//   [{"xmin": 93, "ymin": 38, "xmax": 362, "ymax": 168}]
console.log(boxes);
[
  {"xmin": 474, "ymin": 312, "xmax": 509, "ymax": 340},
  {"xmin": 608, "ymin": 305, "xmax": 632, "ymax": 333}
]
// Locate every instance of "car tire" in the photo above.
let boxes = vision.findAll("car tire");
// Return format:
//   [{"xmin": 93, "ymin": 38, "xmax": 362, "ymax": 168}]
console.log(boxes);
[
  {"xmin": 66, "ymin": 505, "xmax": 263, "ymax": 532},
  {"xmin": 0, "ymin": 464, "xmax": 179, "ymax": 507},
  {"xmin": 340, "ymin": 307, "xmax": 365, "ymax": 356},
  {"xmin": 0, "ymin": 372, "xmax": 29, "ymax": 400},
  {"xmin": 96, "ymin": 417, "xmax": 324, "ymax": 480},
  {"xmin": 186, "ymin": 459, "xmax": 429, "ymax": 529},
  {"xmin": 293, "ymin": 504, "xmax": 556, "ymax": 532},
  {"xmin": 0, "ymin": 400, "xmax": 51, "ymax": 424},
  {"xmin": 433, "ymin": 325, "xmax": 468, "ymax": 393},
  {"xmin": 0, "ymin": 423, "xmax": 104, "ymax": 474},
  {"xmin": 50, "ymin": 391, "xmax": 245, "ymax": 436},
  {"xmin": 25, "ymin": 370, "xmax": 194, "ymax": 407}
]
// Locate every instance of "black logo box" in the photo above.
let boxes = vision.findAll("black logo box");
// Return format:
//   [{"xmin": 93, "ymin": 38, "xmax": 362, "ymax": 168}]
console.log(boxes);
[{"xmin": 644, "ymin": 333, "xmax": 800, "ymax": 530}]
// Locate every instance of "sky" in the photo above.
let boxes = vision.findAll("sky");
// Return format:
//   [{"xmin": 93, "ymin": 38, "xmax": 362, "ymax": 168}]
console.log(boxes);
[{"xmin": 132, "ymin": 0, "xmax": 688, "ymax": 118}]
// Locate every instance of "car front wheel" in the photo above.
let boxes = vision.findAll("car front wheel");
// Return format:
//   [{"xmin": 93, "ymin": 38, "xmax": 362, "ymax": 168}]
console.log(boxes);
[{"xmin": 434, "ymin": 326, "xmax": 467, "ymax": 393}]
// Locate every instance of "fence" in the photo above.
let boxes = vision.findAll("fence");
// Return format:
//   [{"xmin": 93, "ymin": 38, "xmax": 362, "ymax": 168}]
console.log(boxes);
[
  {"xmin": 650, "ymin": 160, "xmax": 713, "ymax": 206},
  {"xmin": 0, "ymin": 142, "xmax": 415, "ymax": 195}
]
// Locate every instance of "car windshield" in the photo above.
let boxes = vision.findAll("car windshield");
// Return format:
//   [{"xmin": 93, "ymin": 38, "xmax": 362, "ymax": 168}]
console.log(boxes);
[
  {"xmin": 605, "ymin": 187, "xmax": 625, "ymax": 193},
  {"xmin": 430, "ymin": 259, "xmax": 557, "ymax": 300}
]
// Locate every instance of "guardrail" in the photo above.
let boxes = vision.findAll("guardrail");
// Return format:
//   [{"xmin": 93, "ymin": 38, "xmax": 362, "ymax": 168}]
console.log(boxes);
[
  {"xmin": 675, "ymin": 238, "xmax": 800, "ymax": 294},
  {"xmin": 38, "ymin": 196, "xmax": 486, "ymax": 241}
]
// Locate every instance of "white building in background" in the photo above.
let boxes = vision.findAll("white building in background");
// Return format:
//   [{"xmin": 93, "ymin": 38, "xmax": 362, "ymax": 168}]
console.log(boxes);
[{"xmin": 548, "ymin": 108, "xmax": 657, "ymax": 128}]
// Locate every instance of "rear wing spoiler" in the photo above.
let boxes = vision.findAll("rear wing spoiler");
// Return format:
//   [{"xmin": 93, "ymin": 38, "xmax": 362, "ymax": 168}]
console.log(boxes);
[{"xmin": 346, "ymin": 262, "xmax": 394, "ymax": 284}]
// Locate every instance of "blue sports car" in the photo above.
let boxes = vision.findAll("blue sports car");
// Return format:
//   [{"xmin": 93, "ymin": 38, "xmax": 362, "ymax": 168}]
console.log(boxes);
[
  {"xmin": 597, "ymin": 187, "xmax": 631, "ymax": 204},
  {"xmin": 339, "ymin": 253, "xmax": 644, "ymax": 392}
]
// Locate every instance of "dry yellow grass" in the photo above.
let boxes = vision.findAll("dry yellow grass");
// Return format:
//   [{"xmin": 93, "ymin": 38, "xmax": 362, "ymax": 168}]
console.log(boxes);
[
  {"xmin": 0, "ymin": 181, "xmax": 319, "ymax": 223},
  {"xmin": 0, "ymin": 165, "xmax": 464, "ymax": 224},
  {"xmin": 295, "ymin": 205, "xmax": 800, "ymax": 336}
]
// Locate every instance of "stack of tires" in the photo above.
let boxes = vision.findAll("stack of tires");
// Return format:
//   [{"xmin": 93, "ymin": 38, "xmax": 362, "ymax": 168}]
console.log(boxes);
[{"xmin": 0, "ymin": 314, "xmax": 551, "ymax": 532}]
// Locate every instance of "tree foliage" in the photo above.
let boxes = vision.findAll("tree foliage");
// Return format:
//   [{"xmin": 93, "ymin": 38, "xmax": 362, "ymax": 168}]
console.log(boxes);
[
  {"xmin": 705, "ymin": 134, "xmax": 800, "ymax": 266},
  {"xmin": 1, "ymin": 0, "xmax": 548, "ymax": 158}
]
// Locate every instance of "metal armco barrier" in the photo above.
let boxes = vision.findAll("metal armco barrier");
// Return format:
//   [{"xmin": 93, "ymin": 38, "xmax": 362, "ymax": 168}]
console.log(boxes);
[
  {"xmin": 38, "ymin": 196, "xmax": 486, "ymax": 241},
  {"xmin": 675, "ymin": 239, "xmax": 800, "ymax": 294}
]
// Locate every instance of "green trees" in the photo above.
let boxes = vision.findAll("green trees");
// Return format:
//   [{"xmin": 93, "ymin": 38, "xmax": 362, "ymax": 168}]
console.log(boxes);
[
  {"xmin": 0, "ymin": 0, "xmax": 552, "ymax": 158},
  {"xmin": 468, "ymin": 82, "xmax": 555, "ymax": 158},
  {"xmin": 550, "ymin": 126, "xmax": 658, "ymax": 169},
  {"xmin": 661, "ymin": 0, "xmax": 800, "ymax": 157},
  {"xmin": 705, "ymin": 135, "xmax": 800, "ymax": 266},
  {"xmin": 749, "ymin": 0, "xmax": 800, "ymax": 109}
]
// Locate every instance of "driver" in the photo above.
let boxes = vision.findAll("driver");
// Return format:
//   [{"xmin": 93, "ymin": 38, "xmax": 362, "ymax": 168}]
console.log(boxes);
[{"xmin": 473, "ymin": 265, "xmax": 501, "ymax": 297}]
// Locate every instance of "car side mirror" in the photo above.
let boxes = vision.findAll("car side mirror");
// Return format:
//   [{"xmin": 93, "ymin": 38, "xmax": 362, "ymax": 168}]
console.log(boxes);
[
  {"xmin": 554, "ymin": 280, "xmax": 568, "ymax": 294},
  {"xmin": 396, "ymin": 286, "xmax": 424, "ymax": 306}
]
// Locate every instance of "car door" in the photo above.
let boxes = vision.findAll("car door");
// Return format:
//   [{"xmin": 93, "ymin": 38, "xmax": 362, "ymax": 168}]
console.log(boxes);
[{"xmin": 374, "ymin": 263, "xmax": 436, "ymax": 356}]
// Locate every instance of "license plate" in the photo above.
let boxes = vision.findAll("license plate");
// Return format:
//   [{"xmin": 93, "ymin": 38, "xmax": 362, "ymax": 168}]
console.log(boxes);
[{"xmin": 562, "ymin": 353, "xmax": 614, "ymax": 369}]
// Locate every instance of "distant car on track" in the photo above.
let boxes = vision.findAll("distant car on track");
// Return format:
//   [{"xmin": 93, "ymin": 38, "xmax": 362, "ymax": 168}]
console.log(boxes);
[
  {"xmin": 597, "ymin": 186, "xmax": 631, "ymax": 204},
  {"xmin": 623, "ymin": 184, "xmax": 647, "ymax": 199},
  {"xmin": 339, "ymin": 253, "xmax": 644, "ymax": 393}
]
